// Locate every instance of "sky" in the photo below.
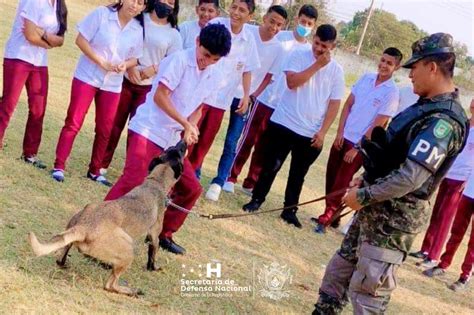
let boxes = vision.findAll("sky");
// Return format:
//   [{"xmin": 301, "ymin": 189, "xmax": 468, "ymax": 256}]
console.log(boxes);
[{"xmin": 327, "ymin": 0, "xmax": 474, "ymax": 56}]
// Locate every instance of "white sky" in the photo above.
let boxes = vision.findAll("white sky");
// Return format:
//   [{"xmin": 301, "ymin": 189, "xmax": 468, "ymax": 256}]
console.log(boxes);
[{"xmin": 327, "ymin": 0, "xmax": 474, "ymax": 56}]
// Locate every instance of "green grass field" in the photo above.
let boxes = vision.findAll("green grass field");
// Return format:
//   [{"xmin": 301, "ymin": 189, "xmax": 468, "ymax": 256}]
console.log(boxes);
[{"xmin": 0, "ymin": 0, "xmax": 472, "ymax": 313}]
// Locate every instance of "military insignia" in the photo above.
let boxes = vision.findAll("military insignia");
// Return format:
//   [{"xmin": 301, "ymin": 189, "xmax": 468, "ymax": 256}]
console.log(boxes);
[
  {"xmin": 257, "ymin": 262, "xmax": 292, "ymax": 300},
  {"xmin": 433, "ymin": 119, "xmax": 452, "ymax": 139}
]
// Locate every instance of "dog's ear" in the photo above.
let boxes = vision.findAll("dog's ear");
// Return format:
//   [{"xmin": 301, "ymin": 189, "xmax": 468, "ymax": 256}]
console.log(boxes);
[
  {"xmin": 169, "ymin": 158, "xmax": 184, "ymax": 179},
  {"xmin": 148, "ymin": 156, "xmax": 165, "ymax": 173}
]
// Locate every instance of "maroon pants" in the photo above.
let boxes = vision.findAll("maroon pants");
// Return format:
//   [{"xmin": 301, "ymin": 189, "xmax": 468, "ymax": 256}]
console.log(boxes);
[
  {"xmin": 102, "ymin": 78, "xmax": 151, "ymax": 169},
  {"xmin": 228, "ymin": 101, "xmax": 273, "ymax": 188},
  {"xmin": 0, "ymin": 58, "xmax": 48, "ymax": 156},
  {"xmin": 318, "ymin": 139, "xmax": 363, "ymax": 226},
  {"xmin": 438, "ymin": 195, "xmax": 474, "ymax": 280},
  {"xmin": 54, "ymin": 78, "xmax": 121, "ymax": 175},
  {"xmin": 105, "ymin": 131, "xmax": 202, "ymax": 239},
  {"xmin": 187, "ymin": 104, "xmax": 225, "ymax": 171},
  {"xmin": 421, "ymin": 178, "xmax": 465, "ymax": 261}
]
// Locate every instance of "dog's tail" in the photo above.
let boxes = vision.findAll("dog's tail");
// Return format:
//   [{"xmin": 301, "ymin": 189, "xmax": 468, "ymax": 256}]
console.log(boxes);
[{"xmin": 28, "ymin": 227, "xmax": 85, "ymax": 257}]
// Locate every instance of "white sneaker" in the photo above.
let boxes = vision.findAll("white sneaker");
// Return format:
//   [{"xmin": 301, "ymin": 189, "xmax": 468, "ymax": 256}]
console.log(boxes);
[
  {"xmin": 222, "ymin": 181, "xmax": 235, "ymax": 193},
  {"xmin": 205, "ymin": 183, "xmax": 222, "ymax": 201},
  {"xmin": 99, "ymin": 168, "xmax": 108, "ymax": 176},
  {"xmin": 241, "ymin": 186, "xmax": 253, "ymax": 196}
]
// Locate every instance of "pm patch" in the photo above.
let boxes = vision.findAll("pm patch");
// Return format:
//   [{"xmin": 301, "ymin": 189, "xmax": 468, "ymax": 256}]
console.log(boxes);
[{"xmin": 433, "ymin": 119, "xmax": 453, "ymax": 139}]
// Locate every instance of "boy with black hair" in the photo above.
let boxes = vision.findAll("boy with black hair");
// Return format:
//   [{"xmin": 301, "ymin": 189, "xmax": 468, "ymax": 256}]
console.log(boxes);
[
  {"xmin": 105, "ymin": 24, "xmax": 232, "ymax": 255},
  {"xmin": 205, "ymin": 5, "xmax": 288, "ymax": 201},
  {"xmin": 242, "ymin": 24, "xmax": 345, "ymax": 229},
  {"xmin": 179, "ymin": 0, "xmax": 220, "ymax": 49},
  {"xmin": 314, "ymin": 47, "xmax": 402, "ymax": 233}
]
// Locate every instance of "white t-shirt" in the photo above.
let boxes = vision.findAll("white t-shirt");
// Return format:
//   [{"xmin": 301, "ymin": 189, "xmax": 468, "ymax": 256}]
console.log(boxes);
[
  {"xmin": 125, "ymin": 13, "xmax": 182, "ymax": 86},
  {"xmin": 129, "ymin": 48, "xmax": 222, "ymax": 149},
  {"xmin": 257, "ymin": 30, "xmax": 311, "ymax": 109},
  {"xmin": 270, "ymin": 47, "xmax": 345, "ymax": 138},
  {"xmin": 446, "ymin": 126, "xmax": 474, "ymax": 181},
  {"xmin": 179, "ymin": 20, "xmax": 201, "ymax": 49},
  {"xmin": 343, "ymin": 73, "xmax": 399, "ymax": 144},
  {"xmin": 462, "ymin": 171, "xmax": 474, "ymax": 199},
  {"xmin": 234, "ymin": 25, "xmax": 283, "ymax": 98},
  {"xmin": 206, "ymin": 18, "xmax": 260, "ymax": 110},
  {"xmin": 73, "ymin": 6, "xmax": 144, "ymax": 93},
  {"xmin": 397, "ymin": 85, "xmax": 419, "ymax": 114},
  {"xmin": 4, "ymin": 0, "xmax": 59, "ymax": 67}
]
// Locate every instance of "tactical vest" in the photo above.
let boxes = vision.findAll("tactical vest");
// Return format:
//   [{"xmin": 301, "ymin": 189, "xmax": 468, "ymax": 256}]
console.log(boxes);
[{"xmin": 360, "ymin": 97, "xmax": 469, "ymax": 199}]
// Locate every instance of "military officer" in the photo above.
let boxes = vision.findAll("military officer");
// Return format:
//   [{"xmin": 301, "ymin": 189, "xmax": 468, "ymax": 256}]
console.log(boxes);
[{"xmin": 312, "ymin": 33, "xmax": 470, "ymax": 315}]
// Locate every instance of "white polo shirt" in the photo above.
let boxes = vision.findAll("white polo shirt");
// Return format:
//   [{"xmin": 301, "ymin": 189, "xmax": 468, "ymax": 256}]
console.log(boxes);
[
  {"xmin": 206, "ymin": 18, "xmax": 260, "ymax": 110},
  {"xmin": 126, "ymin": 13, "xmax": 182, "ymax": 86},
  {"xmin": 4, "ymin": 0, "xmax": 59, "ymax": 67},
  {"xmin": 343, "ymin": 73, "xmax": 399, "ymax": 144},
  {"xmin": 446, "ymin": 126, "xmax": 474, "ymax": 181},
  {"xmin": 129, "ymin": 48, "xmax": 222, "ymax": 149},
  {"xmin": 270, "ymin": 47, "xmax": 345, "ymax": 138},
  {"xmin": 179, "ymin": 20, "xmax": 201, "ymax": 49},
  {"xmin": 257, "ymin": 30, "xmax": 311, "ymax": 109},
  {"xmin": 462, "ymin": 172, "xmax": 474, "ymax": 199},
  {"xmin": 73, "ymin": 6, "xmax": 144, "ymax": 93},
  {"xmin": 397, "ymin": 85, "xmax": 419, "ymax": 114},
  {"xmin": 234, "ymin": 25, "xmax": 283, "ymax": 98}
]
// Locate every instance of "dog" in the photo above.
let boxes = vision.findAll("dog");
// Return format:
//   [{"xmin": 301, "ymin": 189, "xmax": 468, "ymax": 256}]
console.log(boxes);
[{"xmin": 28, "ymin": 141, "xmax": 186, "ymax": 296}]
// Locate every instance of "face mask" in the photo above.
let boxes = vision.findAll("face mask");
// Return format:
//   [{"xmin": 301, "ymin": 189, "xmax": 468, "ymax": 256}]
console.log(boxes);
[
  {"xmin": 155, "ymin": 2, "xmax": 173, "ymax": 19},
  {"xmin": 296, "ymin": 24, "xmax": 312, "ymax": 38}
]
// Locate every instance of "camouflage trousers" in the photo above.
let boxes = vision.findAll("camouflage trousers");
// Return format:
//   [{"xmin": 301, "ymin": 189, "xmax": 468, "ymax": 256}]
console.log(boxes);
[{"xmin": 314, "ymin": 213, "xmax": 405, "ymax": 315}]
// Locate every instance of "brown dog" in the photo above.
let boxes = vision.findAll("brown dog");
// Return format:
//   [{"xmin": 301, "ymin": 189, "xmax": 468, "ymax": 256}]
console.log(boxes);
[{"xmin": 28, "ymin": 141, "xmax": 186, "ymax": 296}]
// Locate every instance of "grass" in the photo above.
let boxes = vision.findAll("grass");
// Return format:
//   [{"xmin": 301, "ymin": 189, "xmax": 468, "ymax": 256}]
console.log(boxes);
[{"xmin": 0, "ymin": 0, "xmax": 473, "ymax": 313}]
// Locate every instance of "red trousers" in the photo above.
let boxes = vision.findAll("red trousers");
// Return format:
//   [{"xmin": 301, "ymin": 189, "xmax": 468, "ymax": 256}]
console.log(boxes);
[
  {"xmin": 421, "ymin": 178, "xmax": 465, "ymax": 261},
  {"xmin": 54, "ymin": 78, "xmax": 121, "ymax": 175},
  {"xmin": 105, "ymin": 131, "xmax": 202, "ymax": 239},
  {"xmin": 318, "ymin": 139, "xmax": 363, "ymax": 226},
  {"xmin": 0, "ymin": 58, "xmax": 48, "ymax": 156},
  {"xmin": 228, "ymin": 101, "xmax": 274, "ymax": 188},
  {"xmin": 102, "ymin": 78, "xmax": 151, "ymax": 169},
  {"xmin": 438, "ymin": 195, "xmax": 474, "ymax": 280},
  {"xmin": 187, "ymin": 104, "xmax": 225, "ymax": 171}
]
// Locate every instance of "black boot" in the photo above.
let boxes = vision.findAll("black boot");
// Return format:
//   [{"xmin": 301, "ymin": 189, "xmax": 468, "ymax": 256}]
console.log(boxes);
[
  {"xmin": 280, "ymin": 208, "xmax": 302, "ymax": 228},
  {"xmin": 159, "ymin": 238, "xmax": 186, "ymax": 255},
  {"xmin": 242, "ymin": 199, "xmax": 263, "ymax": 212}
]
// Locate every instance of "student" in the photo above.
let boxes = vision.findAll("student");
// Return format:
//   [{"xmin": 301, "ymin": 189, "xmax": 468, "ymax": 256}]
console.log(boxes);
[
  {"xmin": 410, "ymin": 98, "xmax": 474, "ymax": 267},
  {"xmin": 186, "ymin": 0, "xmax": 260, "ymax": 179},
  {"xmin": 179, "ymin": 0, "xmax": 219, "ymax": 49},
  {"xmin": 205, "ymin": 5, "xmax": 288, "ymax": 201},
  {"xmin": 101, "ymin": 0, "xmax": 183, "ymax": 173},
  {"xmin": 105, "ymin": 24, "xmax": 232, "ymax": 255},
  {"xmin": 243, "ymin": 24, "xmax": 345, "ymax": 228},
  {"xmin": 51, "ymin": 1, "xmax": 146, "ymax": 185},
  {"xmin": 226, "ymin": 4, "xmax": 317, "ymax": 195},
  {"xmin": 314, "ymin": 47, "xmax": 402, "ymax": 233},
  {"xmin": 423, "ymin": 168, "xmax": 474, "ymax": 292},
  {"xmin": 0, "ymin": 0, "xmax": 67, "ymax": 168}
]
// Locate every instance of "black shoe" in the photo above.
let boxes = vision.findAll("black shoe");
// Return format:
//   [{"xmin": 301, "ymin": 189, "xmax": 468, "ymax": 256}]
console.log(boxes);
[
  {"xmin": 22, "ymin": 155, "xmax": 47, "ymax": 169},
  {"xmin": 409, "ymin": 250, "xmax": 427, "ymax": 259},
  {"xmin": 242, "ymin": 199, "xmax": 262, "ymax": 212},
  {"xmin": 87, "ymin": 172, "xmax": 113, "ymax": 187},
  {"xmin": 159, "ymin": 238, "xmax": 186, "ymax": 255},
  {"xmin": 330, "ymin": 219, "xmax": 341, "ymax": 228},
  {"xmin": 280, "ymin": 208, "xmax": 302, "ymax": 228}
]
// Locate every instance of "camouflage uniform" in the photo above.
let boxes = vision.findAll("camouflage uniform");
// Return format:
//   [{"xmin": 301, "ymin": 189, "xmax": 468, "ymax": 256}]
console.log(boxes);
[{"xmin": 313, "ymin": 33, "xmax": 470, "ymax": 315}]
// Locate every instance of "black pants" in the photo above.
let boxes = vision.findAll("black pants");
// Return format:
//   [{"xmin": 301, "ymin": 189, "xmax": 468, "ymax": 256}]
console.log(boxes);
[{"xmin": 252, "ymin": 121, "xmax": 322, "ymax": 209}]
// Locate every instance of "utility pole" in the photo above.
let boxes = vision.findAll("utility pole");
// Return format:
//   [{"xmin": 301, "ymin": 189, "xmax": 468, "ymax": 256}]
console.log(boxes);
[{"xmin": 356, "ymin": 0, "xmax": 376, "ymax": 55}]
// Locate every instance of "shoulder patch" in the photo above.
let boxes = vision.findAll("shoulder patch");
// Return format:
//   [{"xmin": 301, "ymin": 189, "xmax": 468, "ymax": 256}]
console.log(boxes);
[{"xmin": 433, "ymin": 119, "xmax": 453, "ymax": 139}]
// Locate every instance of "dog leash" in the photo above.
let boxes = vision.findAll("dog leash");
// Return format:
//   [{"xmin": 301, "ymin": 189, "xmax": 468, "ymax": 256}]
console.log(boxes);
[{"xmin": 165, "ymin": 187, "xmax": 350, "ymax": 220}]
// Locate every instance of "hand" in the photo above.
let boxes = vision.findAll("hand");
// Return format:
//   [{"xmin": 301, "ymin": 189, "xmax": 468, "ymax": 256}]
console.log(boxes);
[
  {"xmin": 342, "ymin": 187, "xmax": 363, "ymax": 211},
  {"xmin": 34, "ymin": 27, "xmax": 44, "ymax": 37},
  {"xmin": 140, "ymin": 65, "xmax": 157, "ymax": 80},
  {"xmin": 349, "ymin": 176, "xmax": 363, "ymax": 188},
  {"xmin": 315, "ymin": 51, "xmax": 331, "ymax": 69},
  {"xmin": 127, "ymin": 67, "xmax": 141, "ymax": 84},
  {"xmin": 343, "ymin": 148, "xmax": 359, "ymax": 164},
  {"xmin": 99, "ymin": 59, "xmax": 115, "ymax": 72},
  {"xmin": 235, "ymin": 96, "xmax": 250, "ymax": 116},
  {"xmin": 114, "ymin": 62, "xmax": 127, "ymax": 74},
  {"xmin": 333, "ymin": 132, "xmax": 344, "ymax": 150},
  {"xmin": 311, "ymin": 130, "xmax": 326, "ymax": 148},
  {"xmin": 183, "ymin": 123, "xmax": 199, "ymax": 145}
]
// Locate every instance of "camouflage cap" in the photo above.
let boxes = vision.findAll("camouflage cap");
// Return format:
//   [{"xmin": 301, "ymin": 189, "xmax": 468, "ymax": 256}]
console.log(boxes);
[{"xmin": 402, "ymin": 33, "xmax": 455, "ymax": 68}]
